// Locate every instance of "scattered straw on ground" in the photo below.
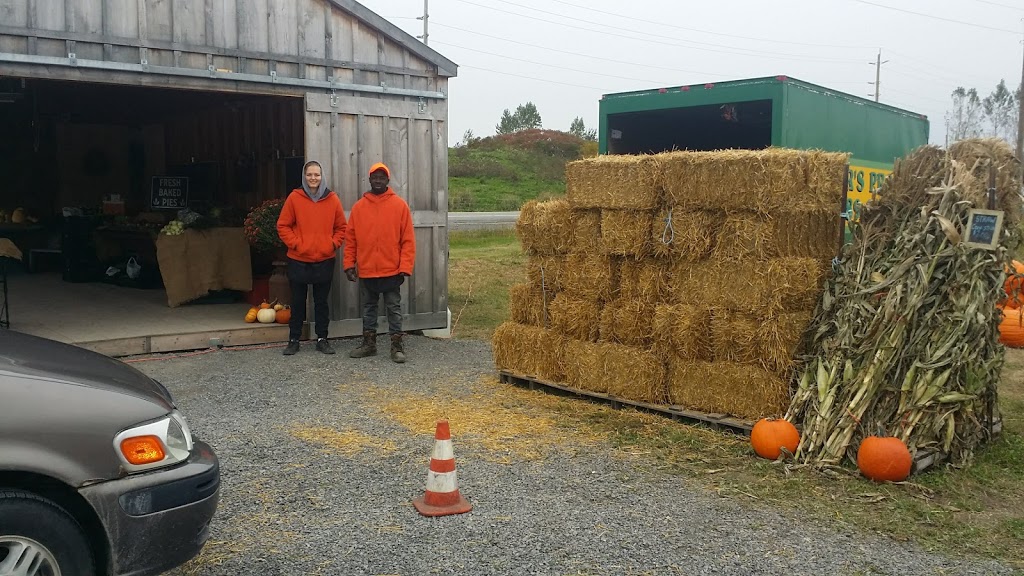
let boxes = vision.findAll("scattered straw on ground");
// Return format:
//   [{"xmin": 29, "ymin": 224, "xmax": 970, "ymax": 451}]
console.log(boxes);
[
  {"xmin": 288, "ymin": 426, "xmax": 398, "ymax": 456},
  {"xmin": 362, "ymin": 379, "xmax": 604, "ymax": 463}
]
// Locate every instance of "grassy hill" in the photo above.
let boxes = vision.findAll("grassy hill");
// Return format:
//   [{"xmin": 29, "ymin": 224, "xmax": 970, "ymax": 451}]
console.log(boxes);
[{"xmin": 448, "ymin": 129, "xmax": 596, "ymax": 211}]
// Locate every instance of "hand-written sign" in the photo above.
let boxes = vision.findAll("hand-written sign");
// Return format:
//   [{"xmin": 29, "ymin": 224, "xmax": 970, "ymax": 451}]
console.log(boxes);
[
  {"xmin": 964, "ymin": 209, "xmax": 1004, "ymax": 250},
  {"xmin": 151, "ymin": 176, "xmax": 189, "ymax": 210}
]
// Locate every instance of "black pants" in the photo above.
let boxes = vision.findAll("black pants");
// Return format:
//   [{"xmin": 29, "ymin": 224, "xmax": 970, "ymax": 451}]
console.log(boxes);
[{"xmin": 287, "ymin": 257, "xmax": 335, "ymax": 341}]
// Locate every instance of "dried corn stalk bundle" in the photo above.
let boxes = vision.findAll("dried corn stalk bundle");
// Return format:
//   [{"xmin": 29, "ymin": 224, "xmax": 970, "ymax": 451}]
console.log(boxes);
[
  {"xmin": 516, "ymin": 200, "xmax": 573, "ymax": 255},
  {"xmin": 786, "ymin": 140, "xmax": 1022, "ymax": 470}
]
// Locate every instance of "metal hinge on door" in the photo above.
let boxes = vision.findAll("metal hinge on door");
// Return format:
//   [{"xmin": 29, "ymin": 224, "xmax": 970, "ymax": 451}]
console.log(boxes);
[
  {"xmin": 417, "ymin": 97, "xmax": 427, "ymax": 114},
  {"xmin": 328, "ymin": 77, "xmax": 339, "ymax": 107}
]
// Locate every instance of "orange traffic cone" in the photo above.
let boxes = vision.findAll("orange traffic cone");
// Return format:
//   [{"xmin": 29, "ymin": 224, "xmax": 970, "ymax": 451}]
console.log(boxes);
[{"xmin": 413, "ymin": 420, "xmax": 473, "ymax": 517}]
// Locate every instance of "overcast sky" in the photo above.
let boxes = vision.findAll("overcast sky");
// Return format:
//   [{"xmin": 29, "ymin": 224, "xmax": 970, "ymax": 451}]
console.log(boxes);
[{"xmin": 356, "ymin": 0, "xmax": 1023, "ymax": 147}]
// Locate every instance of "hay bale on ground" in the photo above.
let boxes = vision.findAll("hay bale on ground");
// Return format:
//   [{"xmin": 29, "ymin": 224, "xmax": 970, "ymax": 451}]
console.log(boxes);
[
  {"xmin": 661, "ymin": 150, "xmax": 767, "ymax": 212},
  {"xmin": 673, "ymin": 258, "xmax": 827, "ymax": 314},
  {"xmin": 803, "ymin": 150, "xmax": 850, "ymax": 212},
  {"xmin": 562, "ymin": 339, "xmax": 607, "ymax": 393},
  {"xmin": 769, "ymin": 208, "xmax": 841, "ymax": 262},
  {"xmin": 619, "ymin": 259, "xmax": 672, "ymax": 307},
  {"xmin": 710, "ymin": 309, "xmax": 762, "ymax": 365},
  {"xmin": 603, "ymin": 343, "xmax": 667, "ymax": 404},
  {"xmin": 566, "ymin": 155, "xmax": 662, "ymax": 210},
  {"xmin": 516, "ymin": 199, "xmax": 573, "ymax": 255},
  {"xmin": 650, "ymin": 208, "xmax": 716, "ymax": 260},
  {"xmin": 601, "ymin": 210, "xmax": 654, "ymax": 257},
  {"xmin": 569, "ymin": 209, "xmax": 601, "ymax": 253},
  {"xmin": 765, "ymin": 258, "xmax": 828, "ymax": 310},
  {"xmin": 492, "ymin": 322, "xmax": 566, "ymax": 382},
  {"xmin": 509, "ymin": 283, "xmax": 550, "ymax": 327},
  {"xmin": 765, "ymin": 149, "xmax": 810, "ymax": 209},
  {"xmin": 758, "ymin": 311, "xmax": 813, "ymax": 375},
  {"xmin": 562, "ymin": 253, "xmax": 619, "ymax": 301},
  {"xmin": 549, "ymin": 295, "xmax": 601, "ymax": 342},
  {"xmin": 667, "ymin": 360, "xmax": 789, "ymax": 420},
  {"xmin": 599, "ymin": 299, "xmax": 656, "ymax": 347},
  {"xmin": 653, "ymin": 304, "xmax": 713, "ymax": 361},
  {"xmin": 713, "ymin": 211, "xmax": 777, "ymax": 261},
  {"xmin": 527, "ymin": 255, "xmax": 566, "ymax": 293}
]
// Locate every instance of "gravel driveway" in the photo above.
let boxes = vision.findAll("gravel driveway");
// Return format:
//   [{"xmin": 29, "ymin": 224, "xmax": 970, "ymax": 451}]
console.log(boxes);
[{"xmin": 132, "ymin": 336, "xmax": 1012, "ymax": 576}]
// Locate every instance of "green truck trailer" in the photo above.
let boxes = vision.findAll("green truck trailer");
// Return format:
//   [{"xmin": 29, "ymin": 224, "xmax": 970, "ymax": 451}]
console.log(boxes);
[{"xmin": 598, "ymin": 75, "xmax": 930, "ymax": 220}]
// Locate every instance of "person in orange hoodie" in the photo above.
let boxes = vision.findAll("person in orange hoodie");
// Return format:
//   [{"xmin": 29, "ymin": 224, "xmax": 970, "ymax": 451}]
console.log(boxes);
[
  {"xmin": 343, "ymin": 162, "xmax": 415, "ymax": 362},
  {"xmin": 277, "ymin": 160, "xmax": 347, "ymax": 356}
]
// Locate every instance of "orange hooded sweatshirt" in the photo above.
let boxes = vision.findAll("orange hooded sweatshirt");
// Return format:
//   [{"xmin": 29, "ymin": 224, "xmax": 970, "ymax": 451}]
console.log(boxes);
[
  {"xmin": 343, "ymin": 184, "xmax": 415, "ymax": 278},
  {"xmin": 277, "ymin": 188, "xmax": 347, "ymax": 263}
]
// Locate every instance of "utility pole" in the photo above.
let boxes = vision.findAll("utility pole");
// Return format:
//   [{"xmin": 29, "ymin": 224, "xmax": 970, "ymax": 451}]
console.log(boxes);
[
  {"xmin": 868, "ymin": 49, "xmax": 889, "ymax": 103},
  {"xmin": 416, "ymin": 0, "xmax": 429, "ymax": 45}
]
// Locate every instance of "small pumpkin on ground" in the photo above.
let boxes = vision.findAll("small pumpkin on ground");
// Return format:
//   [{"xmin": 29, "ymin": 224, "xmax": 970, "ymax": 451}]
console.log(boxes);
[
  {"xmin": 750, "ymin": 418, "xmax": 800, "ymax": 460},
  {"xmin": 256, "ymin": 308, "xmax": 277, "ymax": 324},
  {"xmin": 259, "ymin": 300, "xmax": 273, "ymax": 310},
  {"xmin": 244, "ymin": 307, "xmax": 259, "ymax": 323},
  {"xmin": 857, "ymin": 436, "xmax": 912, "ymax": 482},
  {"xmin": 275, "ymin": 306, "xmax": 292, "ymax": 324}
]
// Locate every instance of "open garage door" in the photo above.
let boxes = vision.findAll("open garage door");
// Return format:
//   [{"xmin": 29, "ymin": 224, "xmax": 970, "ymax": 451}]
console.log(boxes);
[{"xmin": 304, "ymin": 93, "xmax": 448, "ymax": 335}]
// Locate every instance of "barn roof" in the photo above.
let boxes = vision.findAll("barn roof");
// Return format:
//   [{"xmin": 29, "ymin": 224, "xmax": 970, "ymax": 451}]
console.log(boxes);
[{"xmin": 334, "ymin": 0, "xmax": 458, "ymax": 77}]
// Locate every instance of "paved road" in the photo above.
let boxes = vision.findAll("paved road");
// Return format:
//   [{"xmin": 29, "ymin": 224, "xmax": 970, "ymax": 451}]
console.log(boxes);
[{"xmin": 448, "ymin": 211, "xmax": 518, "ymax": 231}]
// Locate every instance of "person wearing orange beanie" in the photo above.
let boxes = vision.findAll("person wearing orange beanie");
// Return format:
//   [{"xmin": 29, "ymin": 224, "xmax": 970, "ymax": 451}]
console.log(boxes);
[
  {"xmin": 343, "ymin": 162, "xmax": 415, "ymax": 363},
  {"xmin": 276, "ymin": 160, "xmax": 347, "ymax": 355}
]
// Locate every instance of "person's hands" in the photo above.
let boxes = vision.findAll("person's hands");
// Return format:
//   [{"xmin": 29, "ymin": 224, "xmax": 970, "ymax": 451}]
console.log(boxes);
[{"xmin": 345, "ymin": 268, "xmax": 357, "ymax": 282}]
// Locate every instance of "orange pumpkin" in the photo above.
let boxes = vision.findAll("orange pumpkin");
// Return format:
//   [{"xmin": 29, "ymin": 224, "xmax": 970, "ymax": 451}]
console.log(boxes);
[
  {"xmin": 275, "ymin": 306, "xmax": 292, "ymax": 324},
  {"xmin": 259, "ymin": 301, "xmax": 273, "ymax": 310},
  {"xmin": 1002, "ymin": 260, "xmax": 1024, "ymax": 309},
  {"xmin": 750, "ymin": 418, "xmax": 800, "ymax": 460},
  {"xmin": 857, "ymin": 436, "xmax": 912, "ymax": 482},
  {"xmin": 998, "ymin": 306, "xmax": 1024, "ymax": 348},
  {"xmin": 244, "ymin": 307, "xmax": 258, "ymax": 323}
]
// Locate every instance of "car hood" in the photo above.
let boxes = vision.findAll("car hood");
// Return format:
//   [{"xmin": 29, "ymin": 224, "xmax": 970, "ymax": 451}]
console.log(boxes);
[{"xmin": 0, "ymin": 330, "xmax": 173, "ymax": 409}]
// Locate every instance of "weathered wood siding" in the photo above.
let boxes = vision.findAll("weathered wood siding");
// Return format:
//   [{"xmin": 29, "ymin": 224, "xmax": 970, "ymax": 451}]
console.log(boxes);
[
  {"xmin": 0, "ymin": 0, "xmax": 452, "ymax": 95},
  {"xmin": 305, "ymin": 93, "xmax": 448, "ymax": 331}
]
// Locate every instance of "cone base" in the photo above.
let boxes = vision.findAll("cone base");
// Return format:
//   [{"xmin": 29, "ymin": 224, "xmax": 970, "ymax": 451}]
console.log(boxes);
[{"xmin": 412, "ymin": 494, "xmax": 473, "ymax": 517}]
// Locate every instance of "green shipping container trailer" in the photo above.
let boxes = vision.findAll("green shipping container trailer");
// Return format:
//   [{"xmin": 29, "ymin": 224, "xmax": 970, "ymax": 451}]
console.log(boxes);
[{"xmin": 598, "ymin": 75, "xmax": 930, "ymax": 218}]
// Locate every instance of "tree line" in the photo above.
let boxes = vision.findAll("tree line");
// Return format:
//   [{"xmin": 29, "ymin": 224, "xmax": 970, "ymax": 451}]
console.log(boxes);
[{"xmin": 944, "ymin": 79, "xmax": 1020, "ymax": 146}]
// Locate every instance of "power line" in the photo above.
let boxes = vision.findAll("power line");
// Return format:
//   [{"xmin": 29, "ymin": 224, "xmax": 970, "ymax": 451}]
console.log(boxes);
[
  {"xmin": 973, "ymin": 0, "xmax": 1024, "ymax": 10},
  {"xmin": 852, "ymin": 0, "xmax": 1020, "ymax": 34},
  {"xmin": 542, "ymin": 0, "xmax": 875, "ymax": 50},
  {"xmin": 451, "ymin": 0, "xmax": 868, "ymax": 64},
  {"xmin": 431, "ymin": 40, "xmax": 666, "ymax": 84},
  {"xmin": 459, "ymin": 64, "xmax": 612, "ymax": 91},
  {"xmin": 430, "ymin": 21, "xmax": 731, "ymax": 78}
]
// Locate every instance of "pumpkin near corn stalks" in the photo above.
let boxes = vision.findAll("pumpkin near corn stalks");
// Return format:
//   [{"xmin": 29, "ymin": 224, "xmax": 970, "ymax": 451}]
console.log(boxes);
[
  {"xmin": 857, "ymin": 436, "xmax": 912, "ymax": 482},
  {"xmin": 998, "ymin": 306, "xmax": 1024, "ymax": 348},
  {"xmin": 750, "ymin": 418, "xmax": 800, "ymax": 460}
]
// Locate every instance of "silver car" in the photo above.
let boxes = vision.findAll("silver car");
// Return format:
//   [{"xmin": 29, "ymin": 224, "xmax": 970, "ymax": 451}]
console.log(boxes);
[{"xmin": 0, "ymin": 330, "xmax": 219, "ymax": 576}]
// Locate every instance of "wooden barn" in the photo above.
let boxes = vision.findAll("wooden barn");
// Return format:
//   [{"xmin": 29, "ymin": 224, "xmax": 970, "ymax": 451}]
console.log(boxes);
[{"xmin": 0, "ymin": 0, "xmax": 457, "ymax": 355}]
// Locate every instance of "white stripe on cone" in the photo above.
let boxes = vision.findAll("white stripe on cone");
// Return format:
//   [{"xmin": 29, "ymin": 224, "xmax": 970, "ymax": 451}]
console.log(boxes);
[
  {"xmin": 426, "ymin": 469, "xmax": 459, "ymax": 493},
  {"xmin": 432, "ymin": 439, "xmax": 454, "ymax": 460}
]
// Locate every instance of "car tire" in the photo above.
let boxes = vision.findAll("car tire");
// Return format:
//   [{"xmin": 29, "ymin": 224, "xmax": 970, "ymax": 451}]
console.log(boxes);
[{"xmin": 0, "ymin": 490, "xmax": 95, "ymax": 576}]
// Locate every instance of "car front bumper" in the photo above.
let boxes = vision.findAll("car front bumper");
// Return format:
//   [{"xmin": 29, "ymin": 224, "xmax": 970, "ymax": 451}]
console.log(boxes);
[{"xmin": 79, "ymin": 439, "xmax": 220, "ymax": 576}]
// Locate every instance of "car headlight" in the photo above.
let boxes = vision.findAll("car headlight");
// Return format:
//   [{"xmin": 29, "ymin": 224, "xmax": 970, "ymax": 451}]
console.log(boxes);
[{"xmin": 114, "ymin": 410, "xmax": 194, "ymax": 473}]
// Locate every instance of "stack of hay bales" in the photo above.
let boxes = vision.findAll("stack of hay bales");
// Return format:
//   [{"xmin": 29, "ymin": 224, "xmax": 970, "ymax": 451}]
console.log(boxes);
[{"xmin": 495, "ymin": 149, "xmax": 848, "ymax": 420}]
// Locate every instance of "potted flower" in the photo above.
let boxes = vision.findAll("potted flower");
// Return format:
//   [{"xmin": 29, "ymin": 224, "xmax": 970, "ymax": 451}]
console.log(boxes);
[{"xmin": 243, "ymin": 198, "xmax": 286, "ymax": 258}]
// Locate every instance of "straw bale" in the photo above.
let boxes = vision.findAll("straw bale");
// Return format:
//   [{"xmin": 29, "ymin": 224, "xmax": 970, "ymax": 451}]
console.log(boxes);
[
  {"xmin": 620, "ymin": 259, "xmax": 672, "ymax": 307},
  {"xmin": 599, "ymin": 299, "xmax": 656, "ymax": 347},
  {"xmin": 516, "ymin": 199, "xmax": 573, "ymax": 255},
  {"xmin": 565, "ymin": 155, "xmax": 662, "ymax": 210},
  {"xmin": 492, "ymin": 322, "xmax": 565, "ymax": 382},
  {"xmin": 603, "ymin": 343, "xmax": 668, "ymax": 404},
  {"xmin": 710, "ymin": 309, "xmax": 762, "ymax": 365},
  {"xmin": 549, "ymin": 295, "xmax": 601, "ymax": 342},
  {"xmin": 653, "ymin": 304, "xmax": 713, "ymax": 361},
  {"xmin": 803, "ymin": 150, "xmax": 850, "ymax": 211},
  {"xmin": 659, "ymin": 151, "xmax": 714, "ymax": 210},
  {"xmin": 765, "ymin": 258, "xmax": 828, "ymax": 311},
  {"xmin": 948, "ymin": 138, "xmax": 1023, "ymax": 225},
  {"xmin": 562, "ymin": 339, "xmax": 608, "ymax": 392},
  {"xmin": 714, "ymin": 211, "xmax": 777, "ymax": 261},
  {"xmin": 768, "ymin": 208, "xmax": 841, "ymax": 262},
  {"xmin": 765, "ymin": 148, "xmax": 810, "ymax": 209},
  {"xmin": 661, "ymin": 150, "xmax": 770, "ymax": 212},
  {"xmin": 758, "ymin": 310, "xmax": 813, "ymax": 375},
  {"xmin": 672, "ymin": 260, "xmax": 766, "ymax": 314},
  {"xmin": 650, "ymin": 208, "xmax": 716, "ymax": 260},
  {"xmin": 569, "ymin": 209, "xmax": 601, "ymax": 253},
  {"xmin": 667, "ymin": 360, "xmax": 789, "ymax": 420},
  {"xmin": 562, "ymin": 253, "xmax": 619, "ymax": 301},
  {"xmin": 526, "ymin": 255, "xmax": 566, "ymax": 292},
  {"xmin": 601, "ymin": 210, "xmax": 654, "ymax": 257},
  {"xmin": 509, "ymin": 283, "xmax": 550, "ymax": 327}
]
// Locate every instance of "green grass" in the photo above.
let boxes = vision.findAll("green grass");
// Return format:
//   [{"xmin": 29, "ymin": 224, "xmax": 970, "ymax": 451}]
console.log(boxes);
[
  {"xmin": 448, "ymin": 146, "xmax": 567, "ymax": 211},
  {"xmin": 447, "ymin": 230, "xmax": 1024, "ymax": 569}
]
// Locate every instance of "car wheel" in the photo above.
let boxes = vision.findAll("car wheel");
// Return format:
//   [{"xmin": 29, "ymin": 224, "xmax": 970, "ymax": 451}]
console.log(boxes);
[{"xmin": 0, "ymin": 490, "xmax": 94, "ymax": 576}]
